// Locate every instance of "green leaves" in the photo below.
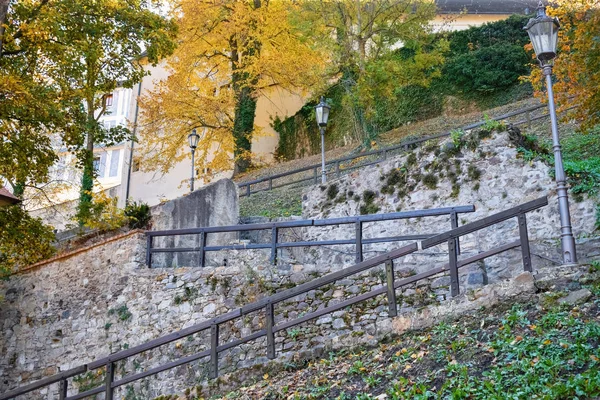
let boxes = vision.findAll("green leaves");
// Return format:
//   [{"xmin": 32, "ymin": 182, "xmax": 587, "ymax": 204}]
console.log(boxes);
[{"xmin": 0, "ymin": 204, "xmax": 55, "ymax": 275}]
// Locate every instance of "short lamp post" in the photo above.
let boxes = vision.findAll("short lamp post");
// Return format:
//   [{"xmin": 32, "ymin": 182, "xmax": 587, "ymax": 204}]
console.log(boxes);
[
  {"xmin": 188, "ymin": 129, "xmax": 200, "ymax": 193},
  {"xmin": 315, "ymin": 96, "xmax": 330, "ymax": 184},
  {"xmin": 525, "ymin": 1, "xmax": 577, "ymax": 263}
]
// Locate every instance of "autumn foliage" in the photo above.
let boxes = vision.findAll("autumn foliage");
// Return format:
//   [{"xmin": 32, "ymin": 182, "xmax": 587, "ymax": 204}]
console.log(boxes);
[
  {"xmin": 528, "ymin": 0, "xmax": 600, "ymax": 130},
  {"xmin": 138, "ymin": 0, "xmax": 326, "ymax": 178}
]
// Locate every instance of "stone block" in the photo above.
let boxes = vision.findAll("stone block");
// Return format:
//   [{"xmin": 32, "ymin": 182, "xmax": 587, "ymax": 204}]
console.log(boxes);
[{"xmin": 558, "ymin": 288, "xmax": 592, "ymax": 305}]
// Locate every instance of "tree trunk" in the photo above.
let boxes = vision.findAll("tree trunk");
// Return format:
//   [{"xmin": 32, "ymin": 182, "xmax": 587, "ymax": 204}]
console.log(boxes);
[
  {"xmin": 76, "ymin": 106, "xmax": 96, "ymax": 225},
  {"xmin": 232, "ymin": 85, "xmax": 256, "ymax": 174}
]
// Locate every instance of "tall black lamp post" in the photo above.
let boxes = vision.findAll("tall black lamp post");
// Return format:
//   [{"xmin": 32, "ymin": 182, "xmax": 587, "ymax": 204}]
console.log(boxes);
[
  {"xmin": 315, "ymin": 97, "xmax": 330, "ymax": 184},
  {"xmin": 188, "ymin": 129, "xmax": 200, "ymax": 192},
  {"xmin": 525, "ymin": 1, "xmax": 577, "ymax": 263}
]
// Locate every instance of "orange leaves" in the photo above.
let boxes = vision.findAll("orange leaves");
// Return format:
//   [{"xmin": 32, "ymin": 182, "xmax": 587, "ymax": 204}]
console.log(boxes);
[{"xmin": 528, "ymin": 0, "xmax": 600, "ymax": 129}]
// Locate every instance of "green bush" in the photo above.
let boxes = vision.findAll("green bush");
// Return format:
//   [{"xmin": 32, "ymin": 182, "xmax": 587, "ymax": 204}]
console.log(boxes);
[
  {"xmin": 443, "ymin": 44, "xmax": 530, "ymax": 94},
  {"xmin": 124, "ymin": 200, "xmax": 152, "ymax": 229},
  {"xmin": 447, "ymin": 14, "xmax": 531, "ymax": 54},
  {"xmin": 370, "ymin": 84, "xmax": 443, "ymax": 133},
  {"xmin": 0, "ymin": 205, "xmax": 56, "ymax": 275}
]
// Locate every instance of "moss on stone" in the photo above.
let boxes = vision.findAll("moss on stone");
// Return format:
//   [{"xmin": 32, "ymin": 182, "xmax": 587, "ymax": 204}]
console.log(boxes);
[{"xmin": 422, "ymin": 174, "xmax": 438, "ymax": 190}]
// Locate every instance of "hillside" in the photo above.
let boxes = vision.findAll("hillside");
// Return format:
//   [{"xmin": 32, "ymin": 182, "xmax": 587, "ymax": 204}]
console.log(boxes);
[
  {"xmin": 164, "ymin": 268, "xmax": 600, "ymax": 399},
  {"xmin": 239, "ymin": 97, "xmax": 544, "ymax": 219}
]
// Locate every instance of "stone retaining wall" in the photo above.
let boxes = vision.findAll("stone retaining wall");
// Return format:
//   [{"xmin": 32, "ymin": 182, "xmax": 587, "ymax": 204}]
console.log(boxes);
[{"xmin": 2, "ymin": 129, "xmax": 599, "ymax": 399}]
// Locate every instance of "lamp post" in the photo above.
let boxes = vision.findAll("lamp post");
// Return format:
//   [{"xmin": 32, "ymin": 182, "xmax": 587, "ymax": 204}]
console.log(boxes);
[
  {"xmin": 315, "ymin": 96, "xmax": 330, "ymax": 184},
  {"xmin": 525, "ymin": 1, "xmax": 577, "ymax": 263},
  {"xmin": 188, "ymin": 129, "xmax": 200, "ymax": 192}
]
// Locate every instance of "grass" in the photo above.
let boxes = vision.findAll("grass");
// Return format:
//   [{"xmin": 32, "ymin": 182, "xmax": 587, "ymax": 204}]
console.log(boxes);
[
  {"xmin": 518, "ymin": 126, "xmax": 600, "ymax": 202},
  {"xmin": 210, "ymin": 283, "xmax": 600, "ymax": 399},
  {"xmin": 239, "ymin": 186, "xmax": 304, "ymax": 218}
]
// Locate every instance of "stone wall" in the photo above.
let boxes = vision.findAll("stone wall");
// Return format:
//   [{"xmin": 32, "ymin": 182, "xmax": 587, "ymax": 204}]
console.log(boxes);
[
  {"xmin": 297, "ymin": 128, "xmax": 598, "ymax": 279},
  {"xmin": 2, "ymin": 129, "xmax": 599, "ymax": 399}
]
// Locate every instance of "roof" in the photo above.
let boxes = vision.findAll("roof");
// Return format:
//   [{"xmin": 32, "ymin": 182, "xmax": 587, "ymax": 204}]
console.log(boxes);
[
  {"xmin": 0, "ymin": 187, "xmax": 21, "ymax": 206},
  {"xmin": 436, "ymin": 0, "xmax": 541, "ymax": 14}
]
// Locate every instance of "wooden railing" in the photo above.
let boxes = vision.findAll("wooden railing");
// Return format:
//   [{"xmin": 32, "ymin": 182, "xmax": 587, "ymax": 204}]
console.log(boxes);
[
  {"xmin": 237, "ymin": 101, "xmax": 577, "ymax": 197},
  {"xmin": 0, "ymin": 196, "xmax": 549, "ymax": 400},
  {"xmin": 146, "ymin": 205, "xmax": 475, "ymax": 267}
]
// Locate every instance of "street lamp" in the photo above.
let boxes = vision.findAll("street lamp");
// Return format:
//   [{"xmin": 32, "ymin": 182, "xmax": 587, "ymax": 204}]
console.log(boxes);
[
  {"xmin": 525, "ymin": 1, "xmax": 577, "ymax": 263},
  {"xmin": 188, "ymin": 128, "xmax": 200, "ymax": 192},
  {"xmin": 315, "ymin": 96, "xmax": 330, "ymax": 184}
]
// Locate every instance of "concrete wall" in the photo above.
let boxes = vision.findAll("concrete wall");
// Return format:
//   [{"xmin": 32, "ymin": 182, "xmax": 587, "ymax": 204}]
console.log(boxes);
[{"xmin": 149, "ymin": 179, "xmax": 239, "ymax": 268}]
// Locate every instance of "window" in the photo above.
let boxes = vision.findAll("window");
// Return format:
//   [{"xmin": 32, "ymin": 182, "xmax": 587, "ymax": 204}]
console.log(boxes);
[
  {"xmin": 109, "ymin": 150, "xmax": 120, "ymax": 177},
  {"xmin": 93, "ymin": 153, "xmax": 107, "ymax": 178},
  {"xmin": 105, "ymin": 94, "xmax": 113, "ymax": 106},
  {"xmin": 93, "ymin": 156, "xmax": 100, "ymax": 172}
]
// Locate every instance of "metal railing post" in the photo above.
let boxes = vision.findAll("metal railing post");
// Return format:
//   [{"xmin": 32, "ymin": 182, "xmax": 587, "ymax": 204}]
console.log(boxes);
[
  {"xmin": 450, "ymin": 211, "xmax": 461, "ymax": 255},
  {"xmin": 448, "ymin": 238, "xmax": 459, "ymax": 297},
  {"xmin": 385, "ymin": 260, "xmax": 397, "ymax": 317},
  {"xmin": 266, "ymin": 301, "xmax": 275, "ymax": 360},
  {"xmin": 335, "ymin": 161, "xmax": 341, "ymax": 178},
  {"xmin": 268, "ymin": 178, "xmax": 273, "ymax": 191},
  {"xmin": 270, "ymin": 227, "xmax": 278, "ymax": 265},
  {"xmin": 105, "ymin": 363, "xmax": 115, "ymax": 400},
  {"xmin": 199, "ymin": 231, "xmax": 206, "ymax": 268},
  {"xmin": 526, "ymin": 110, "xmax": 531, "ymax": 129},
  {"xmin": 246, "ymin": 184, "xmax": 251, "ymax": 197},
  {"xmin": 210, "ymin": 323, "xmax": 219, "ymax": 379},
  {"xmin": 313, "ymin": 167, "xmax": 318, "ymax": 184},
  {"xmin": 355, "ymin": 221, "xmax": 363, "ymax": 263},
  {"xmin": 146, "ymin": 235, "xmax": 152, "ymax": 268},
  {"xmin": 518, "ymin": 214, "xmax": 533, "ymax": 272},
  {"xmin": 58, "ymin": 379, "xmax": 67, "ymax": 400}
]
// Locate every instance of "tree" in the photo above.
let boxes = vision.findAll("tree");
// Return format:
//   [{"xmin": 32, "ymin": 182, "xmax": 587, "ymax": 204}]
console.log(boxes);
[
  {"xmin": 0, "ymin": 0, "xmax": 86, "ymax": 200},
  {"xmin": 528, "ymin": 0, "xmax": 600, "ymax": 130},
  {"xmin": 17, "ymin": 0, "xmax": 177, "ymax": 223},
  {"xmin": 300, "ymin": 0, "xmax": 444, "ymax": 146},
  {"xmin": 138, "ymin": 0, "xmax": 325, "ymax": 177}
]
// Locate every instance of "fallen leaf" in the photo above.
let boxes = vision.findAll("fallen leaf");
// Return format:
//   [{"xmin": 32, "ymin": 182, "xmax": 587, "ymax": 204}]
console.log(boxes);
[{"xmin": 263, "ymin": 373, "xmax": 269, "ymax": 380}]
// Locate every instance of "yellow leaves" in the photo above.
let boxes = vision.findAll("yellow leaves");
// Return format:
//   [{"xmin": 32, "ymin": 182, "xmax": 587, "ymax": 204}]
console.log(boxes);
[
  {"xmin": 543, "ymin": 339, "xmax": 552, "ymax": 346},
  {"xmin": 139, "ymin": 0, "xmax": 326, "ymax": 175},
  {"xmin": 263, "ymin": 373, "xmax": 269, "ymax": 380},
  {"xmin": 591, "ymin": 355, "xmax": 599, "ymax": 362}
]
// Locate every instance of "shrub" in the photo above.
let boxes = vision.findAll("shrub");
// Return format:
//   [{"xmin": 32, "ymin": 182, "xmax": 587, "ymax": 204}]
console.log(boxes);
[
  {"xmin": 80, "ymin": 191, "xmax": 128, "ymax": 232},
  {"xmin": 443, "ymin": 44, "xmax": 530, "ymax": 94},
  {"xmin": 0, "ymin": 205, "xmax": 56, "ymax": 276},
  {"xmin": 124, "ymin": 201, "xmax": 152, "ymax": 229}
]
